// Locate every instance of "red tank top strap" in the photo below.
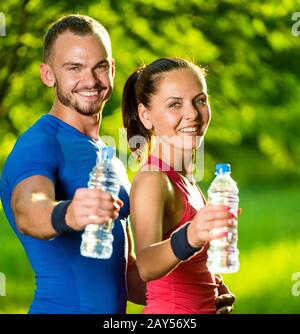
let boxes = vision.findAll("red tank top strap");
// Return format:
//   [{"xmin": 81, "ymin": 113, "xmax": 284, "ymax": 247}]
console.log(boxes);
[
  {"xmin": 146, "ymin": 155, "xmax": 190, "ymax": 201},
  {"xmin": 145, "ymin": 156, "xmax": 195, "ymax": 238}
]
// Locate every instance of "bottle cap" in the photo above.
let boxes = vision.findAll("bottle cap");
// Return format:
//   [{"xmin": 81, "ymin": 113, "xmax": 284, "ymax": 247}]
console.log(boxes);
[
  {"xmin": 101, "ymin": 146, "xmax": 115, "ymax": 160},
  {"xmin": 215, "ymin": 163, "xmax": 231, "ymax": 175}
]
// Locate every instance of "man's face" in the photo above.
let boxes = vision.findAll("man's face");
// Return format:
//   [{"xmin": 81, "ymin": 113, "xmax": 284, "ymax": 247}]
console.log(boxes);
[{"xmin": 49, "ymin": 31, "xmax": 114, "ymax": 116}]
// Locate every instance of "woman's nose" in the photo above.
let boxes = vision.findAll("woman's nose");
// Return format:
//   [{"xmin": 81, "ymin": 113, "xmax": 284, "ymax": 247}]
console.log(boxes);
[{"xmin": 184, "ymin": 102, "xmax": 198, "ymax": 119}]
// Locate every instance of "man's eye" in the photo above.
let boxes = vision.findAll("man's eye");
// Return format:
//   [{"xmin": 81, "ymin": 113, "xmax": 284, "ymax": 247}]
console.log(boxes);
[
  {"xmin": 96, "ymin": 64, "xmax": 109, "ymax": 71},
  {"xmin": 69, "ymin": 67, "xmax": 80, "ymax": 71}
]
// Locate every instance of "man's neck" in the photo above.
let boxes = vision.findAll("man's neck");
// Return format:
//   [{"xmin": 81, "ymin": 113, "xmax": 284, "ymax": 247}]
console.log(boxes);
[{"xmin": 49, "ymin": 99, "xmax": 102, "ymax": 140}]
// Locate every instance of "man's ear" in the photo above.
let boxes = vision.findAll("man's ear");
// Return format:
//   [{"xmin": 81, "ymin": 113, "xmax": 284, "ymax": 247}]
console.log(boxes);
[
  {"xmin": 138, "ymin": 103, "xmax": 153, "ymax": 130},
  {"xmin": 111, "ymin": 58, "xmax": 115, "ymax": 79},
  {"xmin": 40, "ymin": 63, "xmax": 55, "ymax": 87}
]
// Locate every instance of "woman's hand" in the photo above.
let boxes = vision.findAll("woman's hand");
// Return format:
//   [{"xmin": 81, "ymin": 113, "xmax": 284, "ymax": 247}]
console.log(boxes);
[{"xmin": 186, "ymin": 204, "xmax": 236, "ymax": 249}]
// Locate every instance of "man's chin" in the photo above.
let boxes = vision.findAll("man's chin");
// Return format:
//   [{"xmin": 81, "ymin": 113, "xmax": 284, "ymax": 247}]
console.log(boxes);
[
  {"xmin": 75, "ymin": 108, "xmax": 101, "ymax": 116},
  {"xmin": 73, "ymin": 102, "xmax": 102, "ymax": 116}
]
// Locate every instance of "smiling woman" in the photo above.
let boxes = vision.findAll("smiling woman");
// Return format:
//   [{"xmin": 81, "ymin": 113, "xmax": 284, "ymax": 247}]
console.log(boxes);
[
  {"xmin": 122, "ymin": 58, "xmax": 237, "ymax": 314},
  {"xmin": 139, "ymin": 67, "xmax": 210, "ymax": 157},
  {"xmin": 123, "ymin": 58, "xmax": 210, "ymax": 164}
]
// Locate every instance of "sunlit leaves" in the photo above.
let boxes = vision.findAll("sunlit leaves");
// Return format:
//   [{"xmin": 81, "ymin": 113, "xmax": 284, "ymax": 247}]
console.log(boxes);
[{"xmin": 0, "ymin": 0, "xmax": 299, "ymax": 183}]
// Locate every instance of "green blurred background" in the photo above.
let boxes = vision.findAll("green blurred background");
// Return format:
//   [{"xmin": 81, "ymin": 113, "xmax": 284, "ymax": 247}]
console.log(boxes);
[{"xmin": 1, "ymin": 0, "xmax": 300, "ymax": 314}]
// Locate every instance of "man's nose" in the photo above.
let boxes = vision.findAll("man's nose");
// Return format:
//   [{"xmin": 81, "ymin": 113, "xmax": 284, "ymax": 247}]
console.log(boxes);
[{"xmin": 84, "ymin": 70, "xmax": 99, "ymax": 87}]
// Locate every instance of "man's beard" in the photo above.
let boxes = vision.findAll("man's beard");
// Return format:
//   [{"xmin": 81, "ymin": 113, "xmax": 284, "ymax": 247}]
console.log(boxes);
[{"xmin": 56, "ymin": 82, "xmax": 104, "ymax": 116}]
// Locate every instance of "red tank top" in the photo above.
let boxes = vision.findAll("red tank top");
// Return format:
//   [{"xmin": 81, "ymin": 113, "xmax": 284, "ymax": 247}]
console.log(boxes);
[{"xmin": 143, "ymin": 156, "xmax": 218, "ymax": 314}]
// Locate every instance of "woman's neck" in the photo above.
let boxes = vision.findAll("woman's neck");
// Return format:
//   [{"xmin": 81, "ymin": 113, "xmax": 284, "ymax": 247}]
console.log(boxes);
[{"xmin": 151, "ymin": 142, "xmax": 195, "ymax": 183}]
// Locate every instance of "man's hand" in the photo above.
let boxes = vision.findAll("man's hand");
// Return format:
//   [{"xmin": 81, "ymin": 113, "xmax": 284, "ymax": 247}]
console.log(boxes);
[
  {"xmin": 216, "ymin": 292, "xmax": 235, "ymax": 314},
  {"xmin": 215, "ymin": 275, "xmax": 236, "ymax": 314},
  {"xmin": 65, "ymin": 188, "xmax": 123, "ymax": 231}
]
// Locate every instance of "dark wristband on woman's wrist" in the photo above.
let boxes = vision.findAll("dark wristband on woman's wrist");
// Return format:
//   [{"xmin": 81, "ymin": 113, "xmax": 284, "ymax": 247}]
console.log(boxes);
[
  {"xmin": 51, "ymin": 200, "xmax": 74, "ymax": 234},
  {"xmin": 170, "ymin": 222, "xmax": 201, "ymax": 261}
]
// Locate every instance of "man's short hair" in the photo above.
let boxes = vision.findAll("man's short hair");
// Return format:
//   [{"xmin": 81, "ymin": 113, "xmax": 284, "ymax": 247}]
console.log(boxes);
[{"xmin": 43, "ymin": 14, "xmax": 111, "ymax": 63}]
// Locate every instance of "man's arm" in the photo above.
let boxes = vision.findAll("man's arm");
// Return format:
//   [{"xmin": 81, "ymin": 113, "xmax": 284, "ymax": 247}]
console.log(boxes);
[{"xmin": 12, "ymin": 175, "xmax": 122, "ymax": 240}]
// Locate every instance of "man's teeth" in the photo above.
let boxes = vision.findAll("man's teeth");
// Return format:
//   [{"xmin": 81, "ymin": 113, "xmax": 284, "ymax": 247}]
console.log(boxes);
[
  {"xmin": 78, "ymin": 91, "xmax": 98, "ymax": 97},
  {"xmin": 180, "ymin": 127, "xmax": 199, "ymax": 133}
]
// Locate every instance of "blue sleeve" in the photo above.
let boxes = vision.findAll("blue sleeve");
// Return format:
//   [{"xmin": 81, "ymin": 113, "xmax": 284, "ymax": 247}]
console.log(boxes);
[{"xmin": 5, "ymin": 136, "xmax": 63, "ymax": 191}]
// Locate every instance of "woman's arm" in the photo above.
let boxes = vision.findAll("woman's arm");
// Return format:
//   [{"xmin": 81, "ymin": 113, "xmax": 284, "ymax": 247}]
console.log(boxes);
[
  {"xmin": 130, "ymin": 171, "xmax": 180, "ymax": 282},
  {"xmin": 131, "ymin": 171, "xmax": 234, "ymax": 282}
]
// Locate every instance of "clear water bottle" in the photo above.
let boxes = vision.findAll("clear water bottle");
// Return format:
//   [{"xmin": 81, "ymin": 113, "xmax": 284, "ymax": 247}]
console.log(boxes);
[
  {"xmin": 207, "ymin": 163, "xmax": 239, "ymax": 273},
  {"xmin": 80, "ymin": 146, "xmax": 120, "ymax": 259}
]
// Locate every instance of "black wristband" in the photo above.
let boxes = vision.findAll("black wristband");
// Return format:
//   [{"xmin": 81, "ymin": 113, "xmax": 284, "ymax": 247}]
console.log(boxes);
[
  {"xmin": 170, "ymin": 222, "xmax": 201, "ymax": 261},
  {"xmin": 51, "ymin": 200, "xmax": 74, "ymax": 234}
]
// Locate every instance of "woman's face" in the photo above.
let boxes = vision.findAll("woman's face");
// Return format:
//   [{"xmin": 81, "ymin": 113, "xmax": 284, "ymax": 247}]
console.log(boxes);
[{"xmin": 144, "ymin": 68, "xmax": 211, "ymax": 150}]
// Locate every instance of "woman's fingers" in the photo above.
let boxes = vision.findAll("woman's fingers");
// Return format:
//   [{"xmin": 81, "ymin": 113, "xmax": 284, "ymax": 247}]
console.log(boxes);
[
  {"xmin": 188, "ymin": 204, "xmax": 239, "ymax": 247},
  {"xmin": 201, "ymin": 218, "xmax": 233, "ymax": 231}
]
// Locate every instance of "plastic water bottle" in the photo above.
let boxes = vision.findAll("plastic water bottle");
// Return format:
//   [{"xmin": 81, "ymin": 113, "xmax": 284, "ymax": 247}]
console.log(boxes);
[
  {"xmin": 207, "ymin": 163, "xmax": 239, "ymax": 273},
  {"xmin": 80, "ymin": 146, "xmax": 120, "ymax": 259}
]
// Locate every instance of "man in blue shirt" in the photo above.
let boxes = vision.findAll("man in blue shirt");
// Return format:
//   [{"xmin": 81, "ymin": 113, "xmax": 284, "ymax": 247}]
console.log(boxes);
[{"xmin": 0, "ymin": 15, "xmax": 145, "ymax": 313}]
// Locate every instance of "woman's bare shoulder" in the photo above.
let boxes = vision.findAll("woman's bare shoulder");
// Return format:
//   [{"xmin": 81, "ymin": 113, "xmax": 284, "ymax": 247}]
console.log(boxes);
[{"xmin": 131, "ymin": 169, "xmax": 172, "ymax": 195}]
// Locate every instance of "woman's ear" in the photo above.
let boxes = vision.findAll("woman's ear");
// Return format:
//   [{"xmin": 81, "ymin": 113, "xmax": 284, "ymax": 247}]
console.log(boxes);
[
  {"xmin": 138, "ymin": 103, "xmax": 153, "ymax": 130},
  {"xmin": 40, "ymin": 63, "xmax": 55, "ymax": 87}
]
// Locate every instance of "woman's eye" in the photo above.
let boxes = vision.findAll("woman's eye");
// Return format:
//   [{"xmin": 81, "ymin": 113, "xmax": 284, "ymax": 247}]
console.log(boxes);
[
  {"xmin": 195, "ymin": 98, "xmax": 207, "ymax": 105},
  {"xmin": 169, "ymin": 102, "xmax": 180, "ymax": 108}
]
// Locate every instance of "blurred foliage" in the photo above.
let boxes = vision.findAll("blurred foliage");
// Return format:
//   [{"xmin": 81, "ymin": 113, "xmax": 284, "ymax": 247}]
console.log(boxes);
[
  {"xmin": 1, "ymin": 0, "xmax": 300, "ymax": 314},
  {"xmin": 0, "ymin": 0, "xmax": 300, "ymax": 184}
]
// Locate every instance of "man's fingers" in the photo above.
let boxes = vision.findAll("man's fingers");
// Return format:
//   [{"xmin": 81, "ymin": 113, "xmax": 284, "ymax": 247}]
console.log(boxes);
[
  {"xmin": 68, "ymin": 189, "xmax": 123, "ymax": 231},
  {"xmin": 68, "ymin": 202, "xmax": 120, "ymax": 230},
  {"xmin": 75, "ymin": 188, "xmax": 118, "ymax": 201},
  {"xmin": 216, "ymin": 293, "xmax": 236, "ymax": 308},
  {"xmin": 89, "ymin": 199, "xmax": 121, "ymax": 211},
  {"xmin": 112, "ymin": 195, "xmax": 124, "ymax": 208},
  {"xmin": 216, "ymin": 305, "xmax": 234, "ymax": 314},
  {"xmin": 87, "ymin": 214, "xmax": 101, "ymax": 221},
  {"xmin": 113, "ymin": 200, "xmax": 122, "ymax": 211},
  {"xmin": 83, "ymin": 215, "xmax": 114, "ymax": 225},
  {"xmin": 73, "ymin": 191, "xmax": 123, "ymax": 213}
]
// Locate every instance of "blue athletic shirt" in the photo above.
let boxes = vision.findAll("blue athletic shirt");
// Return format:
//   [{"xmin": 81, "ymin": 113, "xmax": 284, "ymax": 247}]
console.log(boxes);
[{"xmin": 0, "ymin": 114, "xmax": 130, "ymax": 314}]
